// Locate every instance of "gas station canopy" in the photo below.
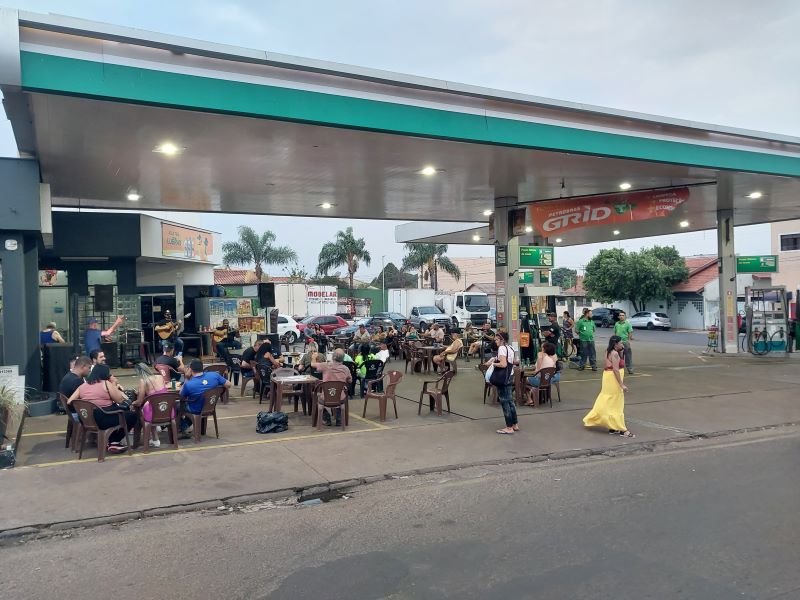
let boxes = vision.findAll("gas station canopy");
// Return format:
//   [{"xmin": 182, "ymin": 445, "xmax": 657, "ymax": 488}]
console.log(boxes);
[{"xmin": 2, "ymin": 8, "xmax": 800, "ymax": 247}]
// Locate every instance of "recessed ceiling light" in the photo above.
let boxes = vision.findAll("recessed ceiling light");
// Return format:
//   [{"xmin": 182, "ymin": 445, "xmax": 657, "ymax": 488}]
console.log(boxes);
[
  {"xmin": 319, "ymin": 202, "xmax": 334, "ymax": 209},
  {"xmin": 619, "ymin": 182, "xmax": 632, "ymax": 190},
  {"xmin": 525, "ymin": 226, "xmax": 533, "ymax": 233},
  {"xmin": 154, "ymin": 142, "xmax": 182, "ymax": 156},
  {"xmin": 613, "ymin": 230, "xmax": 621, "ymax": 235},
  {"xmin": 679, "ymin": 220, "xmax": 690, "ymax": 228},
  {"xmin": 483, "ymin": 209, "xmax": 493, "ymax": 216},
  {"xmin": 747, "ymin": 191, "xmax": 763, "ymax": 199},
  {"xmin": 472, "ymin": 234, "xmax": 480, "ymax": 242},
  {"xmin": 555, "ymin": 238, "xmax": 563, "ymax": 243},
  {"xmin": 420, "ymin": 166, "xmax": 437, "ymax": 176},
  {"xmin": 126, "ymin": 191, "xmax": 141, "ymax": 201}
]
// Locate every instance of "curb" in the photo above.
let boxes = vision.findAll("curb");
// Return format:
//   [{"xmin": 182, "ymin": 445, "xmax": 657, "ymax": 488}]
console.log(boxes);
[{"xmin": 2, "ymin": 421, "xmax": 797, "ymax": 542}]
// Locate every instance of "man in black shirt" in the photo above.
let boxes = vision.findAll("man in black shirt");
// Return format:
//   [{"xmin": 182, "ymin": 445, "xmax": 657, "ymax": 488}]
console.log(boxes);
[
  {"xmin": 255, "ymin": 339, "xmax": 283, "ymax": 368},
  {"xmin": 155, "ymin": 344, "xmax": 184, "ymax": 381},
  {"xmin": 239, "ymin": 339, "xmax": 263, "ymax": 377},
  {"xmin": 59, "ymin": 356, "xmax": 92, "ymax": 400},
  {"xmin": 542, "ymin": 312, "xmax": 561, "ymax": 348},
  {"xmin": 154, "ymin": 309, "xmax": 184, "ymax": 355}
]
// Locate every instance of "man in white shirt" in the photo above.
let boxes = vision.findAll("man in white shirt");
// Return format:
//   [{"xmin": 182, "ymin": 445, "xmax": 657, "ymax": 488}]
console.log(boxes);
[
  {"xmin": 375, "ymin": 343, "xmax": 390, "ymax": 363},
  {"xmin": 425, "ymin": 323, "xmax": 445, "ymax": 344}
]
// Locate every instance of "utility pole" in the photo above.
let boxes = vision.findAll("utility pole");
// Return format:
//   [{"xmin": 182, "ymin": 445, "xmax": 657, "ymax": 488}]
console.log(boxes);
[{"xmin": 382, "ymin": 255, "xmax": 386, "ymax": 312}]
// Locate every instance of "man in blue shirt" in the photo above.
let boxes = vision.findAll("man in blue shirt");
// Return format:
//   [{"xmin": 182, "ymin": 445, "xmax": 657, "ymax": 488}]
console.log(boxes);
[
  {"xmin": 84, "ymin": 315, "xmax": 124, "ymax": 354},
  {"xmin": 179, "ymin": 359, "xmax": 231, "ymax": 433}
]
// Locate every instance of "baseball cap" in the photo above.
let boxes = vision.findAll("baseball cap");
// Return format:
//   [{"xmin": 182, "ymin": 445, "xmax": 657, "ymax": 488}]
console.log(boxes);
[{"xmin": 88, "ymin": 318, "xmax": 99, "ymax": 325}]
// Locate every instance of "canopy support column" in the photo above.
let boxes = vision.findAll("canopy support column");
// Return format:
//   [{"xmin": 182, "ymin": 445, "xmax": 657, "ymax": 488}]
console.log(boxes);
[{"xmin": 717, "ymin": 178, "xmax": 738, "ymax": 353}]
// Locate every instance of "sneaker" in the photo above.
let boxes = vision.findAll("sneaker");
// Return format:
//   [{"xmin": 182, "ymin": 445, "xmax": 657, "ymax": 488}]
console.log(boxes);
[
  {"xmin": 591, "ymin": 367, "xmax": 598, "ymax": 372},
  {"xmin": 155, "ymin": 426, "xmax": 163, "ymax": 433},
  {"xmin": 150, "ymin": 438, "xmax": 161, "ymax": 448},
  {"xmin": 578, "ymin": 366, "xmax": 585, "ymax": 371},
  {"xmin": 107, "ymin": 443, "xmax": 126, "ymax": 454},
  {"xmin": 322, "ymin": 411, "xmax": 332, "ymax": 426},
  {"xmin": 627, "ymin": 368, "xmax": 634, "ymax": 375}
]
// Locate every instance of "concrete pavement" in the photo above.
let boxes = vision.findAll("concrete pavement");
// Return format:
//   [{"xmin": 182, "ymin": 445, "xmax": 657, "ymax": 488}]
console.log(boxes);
[{"xmin": 2, "ymin": 336, "xmax": 799, "ymax": 534}]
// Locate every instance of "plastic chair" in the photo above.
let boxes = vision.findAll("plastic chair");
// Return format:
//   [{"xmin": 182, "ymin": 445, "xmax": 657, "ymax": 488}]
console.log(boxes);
[
  {"xmin": 72, "ymin": 399, "xmax": 132, "ymax": 462},
  {"xmin": 312, "ymin": 381, "xmax": 350, "ymax": 430},
  {"xmin": 182, "ymin": 387, "xmax": 222, "ymax": 443},
  {"xmin": 358, "ymin": 359, "xmax": 385, "ymax": 397},
  {"xmin": 344, "ymin": 361, "xmax": 357, "ymax": 398},
  {"xmin": 529, "ymin": 367, "xmax": 557, "ymax": 408},
  {"xmin": 58, "ymin": 393, "xmax": 81, "ymax": 452},
  {"xmin": 154, "ymin": 363, "xmax": 181, "ymax": 382},
  {"xmin": 204, "ymin": 363, "xmax": 229, "ymax": 378},
  {"xmin": 406, "ymin": 346, "xmax": 426, "ymax": 375},
  {"xmin": 418, "ymin": 370, "xmax": 455, "ymax": 416},
  {"xmin": 141, "ymin": 391, "xmax": 180, "ymax": 452},
  {"xmin": 363, "ymin": 371, "xmax": 402, "ymax": 422},
  {"xmin": 478, "ymin": 363, "xmax": 497, "ymax": 404}
]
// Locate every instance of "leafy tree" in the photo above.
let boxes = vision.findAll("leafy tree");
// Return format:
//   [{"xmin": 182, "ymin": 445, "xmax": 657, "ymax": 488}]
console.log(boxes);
[
  {"xmin": 401, "ymin": 244, "xmax": 460, "ymax": 291},
  {"xmin": 583, "ymin": 246, "xmax": 688, "ymax": 312},
  {"xmin": 551, "ymin": 267, "xmax": 578, "ymax": 289},
  {"xmin": 370, "ymin": 262, "xmax": 417, "ymax": 289},
  {"xmin": 316, "ymin": 227, "xmax": 371, "ymax": 293},
  {"xmin": 285, "ymin": 264, "xmax": 309, "ymax": 283},
  {"xmin": 308, "ymin": 274, "xmax": 346, "ymax": 286},
  {"xmin": 221, "ymin": 226, "xmax": 297, "ymax": 282}
]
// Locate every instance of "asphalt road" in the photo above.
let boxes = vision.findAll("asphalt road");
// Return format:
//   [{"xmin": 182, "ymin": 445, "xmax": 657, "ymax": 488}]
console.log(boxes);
[
  {"xmin": 594, "ymin": 326, "xmax": 709, "ymax": 346},
  {"xmin": 2, "ymin": 430, "xmax": 799, "ymax": 599}
]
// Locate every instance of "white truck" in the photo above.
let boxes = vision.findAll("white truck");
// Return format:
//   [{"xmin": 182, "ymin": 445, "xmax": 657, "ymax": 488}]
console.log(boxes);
[
  {"xmin": 387, "ymin": 288, "xmax": 436, "ymax": 318},
  {"xmin": 435, "ymin": 291, "xmax": 492, "ymax": 329}
]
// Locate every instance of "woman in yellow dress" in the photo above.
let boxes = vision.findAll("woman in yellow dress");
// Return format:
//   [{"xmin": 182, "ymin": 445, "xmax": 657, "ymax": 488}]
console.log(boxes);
[{"xmin": 583, "ymin": 335, "xmax": 635, "ymax": 438}]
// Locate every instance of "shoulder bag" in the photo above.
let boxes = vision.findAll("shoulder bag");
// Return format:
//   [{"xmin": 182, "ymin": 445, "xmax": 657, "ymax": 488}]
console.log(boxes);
[{"xmin": 489, "ymin": 345, "xmax": 514, "ymax": 387}]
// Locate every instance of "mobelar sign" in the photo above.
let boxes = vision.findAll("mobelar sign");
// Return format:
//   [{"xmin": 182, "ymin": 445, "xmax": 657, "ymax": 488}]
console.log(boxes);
[{"xmin": 529, "ymin": 187, "xmax": 689, "ymax": 235}]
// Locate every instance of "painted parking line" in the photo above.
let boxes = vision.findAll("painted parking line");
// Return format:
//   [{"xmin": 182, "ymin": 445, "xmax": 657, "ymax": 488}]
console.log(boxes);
[
  {"xmin": 20, "ymin": 417, "xmax": 388, "ymax": 469},
  {"xmin": 21, "ymin": 410, "xmax": 388, "ymax": 440}
]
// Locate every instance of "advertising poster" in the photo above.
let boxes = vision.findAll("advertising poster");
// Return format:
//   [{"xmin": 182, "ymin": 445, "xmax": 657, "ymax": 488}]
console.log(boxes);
[
  {"xmin": 529, "ymin": 187, "xmax": 689, "ymax": 236},
  {"xmin": 237, "ymin": 298, "xmax": 253, "ymax": 316},
  {"xmin": 508, "ymin": 207, "xmax": 527, "ymax": 237},
  {"xmin": 307, "ymin": 286, "xmax": 338, "ymax": 315},
  {"xmin": 161, "ymin": 222, "xmax": 214, "ymax": 262}
]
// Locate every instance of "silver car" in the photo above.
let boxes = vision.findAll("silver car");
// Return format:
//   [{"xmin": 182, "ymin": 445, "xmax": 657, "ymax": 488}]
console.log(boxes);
[{"xmin": 629, "ymin": 311, "xmax": 672, "ymax": 331}]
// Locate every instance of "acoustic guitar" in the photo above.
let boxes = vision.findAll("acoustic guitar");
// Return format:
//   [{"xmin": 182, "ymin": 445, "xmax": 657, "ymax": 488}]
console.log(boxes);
[
  {"xmin": 155, "ymin": 313, "xmax": 191, "ymax": 340},
  {"xmin": 212, "ymin": 326, "xmax": 239, "ymax": 344}
]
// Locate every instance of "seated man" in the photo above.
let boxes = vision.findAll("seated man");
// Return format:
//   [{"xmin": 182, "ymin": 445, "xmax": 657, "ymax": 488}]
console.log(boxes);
[
  {"xmin": 238, "ymin": 339, "xmax": 262, "ymax": 376},
  {"xmin": 58, "ymin": 356, "xmax": 92, "ymax": 414},
  {"xmin": 255, "ymin": 338, "xmax": 283, "ymax": 369},
  {"xmin": 468, "ymin": 323, "xmax": 495, "ymax": 357},
  {"xmin": 179, "ymin": 359, "xmax": 232, "ymax": 435},
  {"xmin": 375, "ymin": 343, "xmax": 390, "ymax": 363},
  {"xmin": 89, "ymin": 349, "xmax": 106, "ymax": 366},
  {"xmin": 349, "ymin": 324, "xmax": 372, "ymax": 352},
  {"xmin": 311, "ymin": 349, "xmax": 352, "ymax": 427},
  {"xmin": 432, "ymin": 332, "xmax": 463, "ymax": 370},
  {"xmin": 296, "ymin": 340, "xmax": 319, "ymax": 373},
  {"xmin": 425, "ymin": 323, "xmax": 445, "ymax": 344},
  {"xmin": 155, "ymin": 344, "xmax": 184, "ymax": 382},
  {"xmin": 214, "ymin": 319, "xmax": 242, "ymax": 352}
]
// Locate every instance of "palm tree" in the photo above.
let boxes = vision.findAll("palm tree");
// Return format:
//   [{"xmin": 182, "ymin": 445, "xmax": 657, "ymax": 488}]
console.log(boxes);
[
  {"xmin": 401, "ymin": 243, "xmax": 460, "ymax": 291},
  {"xmin": 221, "ymin": 226, "xmax": 298, "ymax": 282},
  {"xmin": 316, "ymin": 227, "xmax": 371, "ymax": 293}
]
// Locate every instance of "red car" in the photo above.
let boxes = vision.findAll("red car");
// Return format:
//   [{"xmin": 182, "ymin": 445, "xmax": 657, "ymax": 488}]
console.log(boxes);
[{"xmin": 297, "ymin": 315, "xmax": 349, "ymax": 335}]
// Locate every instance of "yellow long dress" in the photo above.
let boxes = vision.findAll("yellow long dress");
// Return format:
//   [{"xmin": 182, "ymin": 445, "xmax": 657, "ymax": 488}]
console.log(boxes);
[{"xmin": 583, "ymin": 365, "xmax": 627, "ymax": 432}]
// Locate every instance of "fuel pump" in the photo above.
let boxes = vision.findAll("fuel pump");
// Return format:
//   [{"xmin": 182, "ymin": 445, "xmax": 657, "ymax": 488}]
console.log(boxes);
[{"xmin": 744, "ymin": 286, "xmax": 789, "ymax": 354}]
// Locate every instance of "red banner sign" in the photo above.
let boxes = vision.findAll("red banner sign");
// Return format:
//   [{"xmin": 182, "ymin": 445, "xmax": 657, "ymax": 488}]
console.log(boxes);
[{"xmin": 529, "ymin": 187, "xmax": 690, "ymax": 236}]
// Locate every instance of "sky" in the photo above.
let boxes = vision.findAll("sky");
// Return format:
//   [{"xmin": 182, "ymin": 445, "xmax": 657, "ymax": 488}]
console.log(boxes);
[{"xmin": 2, "ymin": 0, "xmax": 798, "ymax": 280}]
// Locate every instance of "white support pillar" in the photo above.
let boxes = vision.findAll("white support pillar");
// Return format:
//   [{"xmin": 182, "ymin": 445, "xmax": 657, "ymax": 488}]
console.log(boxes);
[
  {"xmin": 717, "ymin": 177, "xmax": 738, "ymax": 353},
  {"xmin": 493, "ymin": 197, "xmax": 521, "ymax": 350}
]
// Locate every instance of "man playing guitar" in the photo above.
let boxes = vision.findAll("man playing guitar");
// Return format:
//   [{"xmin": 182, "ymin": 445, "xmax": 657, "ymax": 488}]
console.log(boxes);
[
  {"xmin": 155, "ymin": 309, "xmax": 185, "ymax": 355},
  {"xmin": 213, "ymin": 319, "xmax": 242, "ymax": 352}
]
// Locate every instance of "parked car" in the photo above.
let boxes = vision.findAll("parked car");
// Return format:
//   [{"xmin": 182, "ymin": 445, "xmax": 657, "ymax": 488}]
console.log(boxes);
[
  {"xmin": 332, "ymin": 316, "xmax": 395, "ymax": 336},
  {"xmin": 335, "ymin": 312, "xmax": 354, "ymax": 324},
  {"xmin": 371, "ymin": 311, "xmax": 408, "ymax": 329},
  {"xmin": 629, "ymin": 311, "xmax": 672, "ymax": 330},
  {"xmin": 277, "ymin": 314, "xmax": 301, "ymax": 343},
  {"xmin": 297, "ymin": 314, "xmax": 349, "ymax": 336},
  {"xmin": 408, "ymin": 305, "xmax": 451, "ymax": 332},
  {"xmin": 590, "ymin": 307, "xmax": 623, "ymax": 328}
]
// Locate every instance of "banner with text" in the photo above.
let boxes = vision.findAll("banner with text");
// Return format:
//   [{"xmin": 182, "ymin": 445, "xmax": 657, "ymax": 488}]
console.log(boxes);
[
  {"xmin": 161, "ymin": 223, "xmax": 214, "ymax": 262},
  {"xmin": 529, "ymin": 187, "xmax": 690, "ymax": 236}
]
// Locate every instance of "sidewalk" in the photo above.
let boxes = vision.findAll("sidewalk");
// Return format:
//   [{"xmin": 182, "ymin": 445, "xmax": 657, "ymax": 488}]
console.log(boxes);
[{"xmin": 2, "ymin": 341, "xmax": 799, "ymax": 534}]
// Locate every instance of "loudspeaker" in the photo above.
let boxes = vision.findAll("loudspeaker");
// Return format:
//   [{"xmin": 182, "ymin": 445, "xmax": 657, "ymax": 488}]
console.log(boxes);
[
  {"xmin": 41, "ymin": 344, "xmax": 74, "ymax": 393},
  {"xmin": 258, "ymin": 282, "xmax": 275, "ymax": 307},
  {"xmin": 94, "ymin": 285, "xmax": 114, "ymax": 312},
  {"xmin": 269, "ymin": 308, "xmax": 279, "ymax": 335}
]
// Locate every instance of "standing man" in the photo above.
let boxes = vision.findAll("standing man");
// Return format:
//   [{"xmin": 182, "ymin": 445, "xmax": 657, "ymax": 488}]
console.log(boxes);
[
  {"xmin": 576, "ymin": 308, "xmax": 597, "ymax": 371},
  {"xmin": 542, "ymin": 312, "xmax": 562, "ymax": 350},
  {"xmin": 84, "ymin": 315, "xmax": 124, "ymax": 355},
  {"xmin": 155, "ymin": 309, "xmax": 184, "ymax": 356},
  {"xmin": 614, "ymin": 311, "xmax": 634, "ymax": 375}
]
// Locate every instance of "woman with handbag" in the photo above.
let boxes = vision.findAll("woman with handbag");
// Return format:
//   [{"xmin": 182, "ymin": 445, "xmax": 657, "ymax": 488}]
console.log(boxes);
[
  {"xmin": 485, "ymin": 331, "xmax": 518, "ymax": 434},
  {"xmin": 68, "ymin": 364, "xmax": 139, "ymax": 453}
]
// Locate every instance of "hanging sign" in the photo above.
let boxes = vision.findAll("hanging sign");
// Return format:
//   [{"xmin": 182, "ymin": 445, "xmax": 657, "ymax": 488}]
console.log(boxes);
[
  {"xmin": 529, "ymin": 187, "xmax": 690, "ymax": 235},
  {"xmin": 519, "ymin": 246, "xmax": 554, "ymax": 268},
  {"xmin": 736, "ymin": 255, "xmax": 778, "ymax": 273}
]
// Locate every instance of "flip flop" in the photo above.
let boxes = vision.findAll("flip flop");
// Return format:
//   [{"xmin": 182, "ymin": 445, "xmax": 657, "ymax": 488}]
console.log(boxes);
[{"xmin": 496, "ymin": 429, "xmax": 514, "ymax": 435}]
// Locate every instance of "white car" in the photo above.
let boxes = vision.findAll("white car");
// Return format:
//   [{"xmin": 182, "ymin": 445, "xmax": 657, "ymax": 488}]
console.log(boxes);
[
  {"xmin": 277, "ymin": 314, "xmax": 301, "ymax": 343},
  {"xmin": 629, "ymin": 311, "xmax": 672, "ymax": 331}
]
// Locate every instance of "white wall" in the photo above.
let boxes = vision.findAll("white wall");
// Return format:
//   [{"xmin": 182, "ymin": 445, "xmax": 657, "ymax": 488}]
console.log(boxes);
[{"xmin": 136, "ymin": 260, "xmax": 215, "ymax": 287}]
